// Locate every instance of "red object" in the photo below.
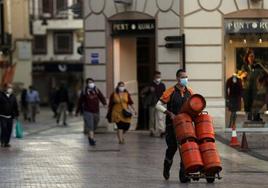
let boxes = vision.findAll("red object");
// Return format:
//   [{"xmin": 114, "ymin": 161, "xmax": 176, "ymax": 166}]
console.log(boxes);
[
  {"xmin": 194, "ymin": 113, "xmax": 215, "ymax": 142},
  {"xmin": 173, "ymin": 113, "xmax": 196, "ymax": 143},
  {"xmin": 180, "ymin": 94, "xmax": 206, "ymax": 117},
  {"xmin": 199, "ymin": 142, "xmax": 222, "ymax": 174},
  {"xmin": 180, "ymin": 141, "xmax": 204, "ymax": 173},
  {"xmin": 229, "ymin": 126, "xmax": 240, "ymax": 147},
  {"xmin": 1, "ymin": 64, "xmax": 16, "ymax": 86}
]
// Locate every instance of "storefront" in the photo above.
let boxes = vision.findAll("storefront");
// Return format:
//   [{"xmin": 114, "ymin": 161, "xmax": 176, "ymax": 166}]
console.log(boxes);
[
  {"xmin": 224, "ymin": 15, "xmax": 268, "ymax": 127},
  {"xmin": 84, "ymin": 0, "xmax": 268, "ymax": 130},
  {"xmin": 32, "ymin": 62, "xmax": 83, "ymax": 107}
]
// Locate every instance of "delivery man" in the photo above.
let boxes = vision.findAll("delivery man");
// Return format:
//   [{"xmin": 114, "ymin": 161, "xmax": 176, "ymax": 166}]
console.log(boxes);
[{"xmin": 156, "ymin": 69, "xmax": 193, "ymax": 182}]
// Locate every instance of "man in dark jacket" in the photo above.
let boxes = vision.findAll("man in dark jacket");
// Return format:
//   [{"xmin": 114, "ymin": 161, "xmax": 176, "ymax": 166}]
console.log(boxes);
[
  {"xmin": 0, "ymin": 83, "xmax": 19, "ymax": 147},
  {"xmin": 156, "ymin": 69, "xmax": 193, "ymax": 182},
  {"xmin": 55, "ymin": 83, "xmax": 69, "ymax": 126},
  {"xmin": 141, "ymin": 71, "xmax": 166, "ymax": 137}
]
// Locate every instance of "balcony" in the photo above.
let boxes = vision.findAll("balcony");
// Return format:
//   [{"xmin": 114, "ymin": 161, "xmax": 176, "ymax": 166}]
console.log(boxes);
[{"xmin": 32, "ymin": 18, "xmax": 82, "ymax": 35}]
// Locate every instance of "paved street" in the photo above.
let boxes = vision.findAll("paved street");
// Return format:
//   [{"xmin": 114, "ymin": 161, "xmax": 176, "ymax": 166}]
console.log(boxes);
[{"xmin": 1, "ymin": 118, "xmax": 268, "ymax": 188}]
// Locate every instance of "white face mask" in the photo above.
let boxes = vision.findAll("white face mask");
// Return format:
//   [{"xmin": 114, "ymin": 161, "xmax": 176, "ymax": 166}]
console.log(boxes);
[
  {"xmin": 88, "ymin": 83, "xmax": 95, "ymax": 89},
  {"xmin": 155, "ymin": 78, "xmax": 161, "ymax": 83},
  {"xmin": 119, "ymin": 86, "xmax": 125, "ymax": 92},
  {"xmin": 180, "ymin": 78, "xmax": 188, "ymax": 87},
  {"xmin": 232, "ymin": 77, "xmax": 237, "ymax": 83},
  {"xmin": 7, "ymin": 88, "xmax": 13, "ymax": 94}
]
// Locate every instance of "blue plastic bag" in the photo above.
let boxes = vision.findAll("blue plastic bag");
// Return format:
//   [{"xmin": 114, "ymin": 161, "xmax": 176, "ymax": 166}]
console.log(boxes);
[{"xmin": 15, "ymin": 120, "xmax": 23, "ymax": 139}]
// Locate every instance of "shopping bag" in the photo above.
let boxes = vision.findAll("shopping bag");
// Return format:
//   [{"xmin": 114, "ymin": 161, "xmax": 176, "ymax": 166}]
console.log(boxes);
[{"xmin": 15, "ymin": 120, "xmax": 23, "ymax": 139}]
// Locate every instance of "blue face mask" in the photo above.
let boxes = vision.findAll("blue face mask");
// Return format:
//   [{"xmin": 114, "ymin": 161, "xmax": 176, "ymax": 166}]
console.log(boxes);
[{"xmin": 180, "ymin": 78, "xmax": 188, "ymax": 86}]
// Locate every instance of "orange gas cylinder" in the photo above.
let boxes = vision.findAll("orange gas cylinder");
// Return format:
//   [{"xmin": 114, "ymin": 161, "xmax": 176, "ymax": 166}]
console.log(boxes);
[
  {"xmin": 180, "ymin": 94, "xmax": 206, "ymax": 118},
  {"xmin": 173, "ymin": 113, "xmax": 196, "ymax": 143},
  {"xmin": 194, "ymin": 114, "xmax": 215, "ymax": 142},
  {"xmin": 199, "ymin": 142, "xmax": 222, "ymax": 174},
  {"xmin": 180, "ymin": 141, "xmax": 204, "ymax": 173}
]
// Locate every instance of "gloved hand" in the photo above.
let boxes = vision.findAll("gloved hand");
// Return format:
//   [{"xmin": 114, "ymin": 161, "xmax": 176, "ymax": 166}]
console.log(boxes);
[{"xmin": 165, "ymin": 110, "xmax": 175, "ymax": 120}]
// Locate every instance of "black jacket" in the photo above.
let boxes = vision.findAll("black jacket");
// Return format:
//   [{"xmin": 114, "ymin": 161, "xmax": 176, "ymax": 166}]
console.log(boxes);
[{"xmin": 0, "ymin": 91, "xmax": 19, "ymax": 118}]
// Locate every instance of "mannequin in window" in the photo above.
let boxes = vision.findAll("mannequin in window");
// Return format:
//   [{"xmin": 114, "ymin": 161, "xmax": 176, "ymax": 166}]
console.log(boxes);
[{"xmin": 226, "ymin": 73, "xmax": 243, "ymax": 128}]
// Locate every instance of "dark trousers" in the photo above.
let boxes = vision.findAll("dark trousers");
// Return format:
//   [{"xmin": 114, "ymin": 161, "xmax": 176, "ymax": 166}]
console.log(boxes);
[
  {"xmin": 228, "ymin": 111, "xmax": 237, "ymax": 128},
  {"xmin": 0, "ymin": 117, "xmax": 13, "ymax": 145},
  {"xmin": 165, "ymin": 125, "xmax": 178, "ymax": 162}
]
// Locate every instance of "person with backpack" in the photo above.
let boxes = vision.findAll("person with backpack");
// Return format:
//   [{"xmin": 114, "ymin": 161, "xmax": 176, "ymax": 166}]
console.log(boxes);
[{"xmin": 76, "ymin": 78, "xmax": 107, "ymax": 146}]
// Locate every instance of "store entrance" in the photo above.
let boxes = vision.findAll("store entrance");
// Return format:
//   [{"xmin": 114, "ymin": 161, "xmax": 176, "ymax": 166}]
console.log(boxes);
[
  {"xmin": 136, "ymin": 37, "xmax": 156, "ymax": 130},
  {"xmin": 112, "ymin": 36, "xmax": 156, "ymax": 130}
]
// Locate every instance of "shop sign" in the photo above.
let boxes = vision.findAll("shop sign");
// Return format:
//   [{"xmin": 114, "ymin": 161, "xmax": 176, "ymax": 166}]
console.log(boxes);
[
  {"xmin": 33, "ymin": 63, "xmax": 83, "ymax": 73},
  {"xmin": 225, "ymin": 19, "xmax": 268, "ymax": 34},
  {"xmin": 111, "ymin": 20, "xmax": 155, "ymax": 36}
]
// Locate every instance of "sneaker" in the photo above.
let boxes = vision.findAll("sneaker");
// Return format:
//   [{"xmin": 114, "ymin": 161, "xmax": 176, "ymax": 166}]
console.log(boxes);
[
  {"xmin": 160, "ymin": 132, "xmax": 165, "ymax": 138},
  {"xmin": 88, "ymin": 138, "xmax": 96, "ymax": 146},
  {"xmin": 179, "ymin": 162, "xmax": 190, "ymax": 183},
  {"xmin": 163, "ymin": 159, "xmax": 172, "ymax": 180},
  {"xmin": 4, "ymin": 144, "xmax": 11, "ymax": 148}
]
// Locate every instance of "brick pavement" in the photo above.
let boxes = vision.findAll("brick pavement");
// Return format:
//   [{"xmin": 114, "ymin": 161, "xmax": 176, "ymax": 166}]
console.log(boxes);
[{"xmin": 1, "ymin": 121, "xmax": 268, "ymax": 187}]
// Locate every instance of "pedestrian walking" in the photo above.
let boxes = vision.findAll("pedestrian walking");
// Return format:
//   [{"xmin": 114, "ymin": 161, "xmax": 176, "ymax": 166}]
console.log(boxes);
[
  {"xmin": 49, "ymin": 87, "xmax": 58, "ymax": 118},
  {"xmin": 76, "ymin": 78, "xmax": 107, "ymax": 146},
  {"xmin": 141, "ymin": 71, "xmax": 166, "ymax": 137},
  {"xmin": 20, "ymin": 88, "xmax": 28, "ymax": 121},
  {"xmin": 0, "ymin": 83, "xmax": 19, "ymax": 148},
  {"xmin": 156, "ymin": 69, "xmax": 193, "ymax": 181},
  {"xmin": 26, "ymin": 86, "xmax": 40, "ymax": 122},
  {"xmin": 55, "ymin": 83, "xmax": 69, "ymax": 126},
  {"xmin": 107, "ymin": 81, "xmax": 137, "ymax": 144},
  {"xmin": 226, "ymin": 74, "xmax": 243, "ymax": 128}
]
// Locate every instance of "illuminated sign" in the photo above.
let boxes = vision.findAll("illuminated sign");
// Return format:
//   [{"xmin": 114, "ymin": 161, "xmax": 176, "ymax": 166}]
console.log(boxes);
[
  {"xmin": 111, "ymin": 20, "xmax": 155, "ymax": 36},
  {"xmin": 225, "ymin": 19, "xmax": 268, "ymax": 34}
]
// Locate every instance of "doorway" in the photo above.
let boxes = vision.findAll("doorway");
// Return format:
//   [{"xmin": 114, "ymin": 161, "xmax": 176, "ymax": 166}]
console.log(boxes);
[
  {"xmin": 137, "ymin": 37, "xmax": 156, "ymax": 130},
  {"xmin": 112, "ymin": 36, "xmax": 156, "ymax": 130}
]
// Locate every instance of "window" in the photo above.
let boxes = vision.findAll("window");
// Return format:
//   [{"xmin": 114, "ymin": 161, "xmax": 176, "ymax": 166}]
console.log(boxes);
[
  {"xmin": 73, "ymin": 0, "xmax": 82, "ymax": 19},
  {"xmin": 32, "ymin": 35, "xmax": 47, "ymax": 54},
  {"xmin": 55, "ymin": 0, "xmax": 67, "ymax": 17},
  {"xmin": 56, "ymin": 0, "xmax": 67, "ymax": 12},
  {"xmin": 41, "ymin": 0, "xmax": 67, "ymax": 18},
  {"xmin": 42, "ymin": 0, "xmax": 53, "ymax": 16},
  {"xmin": 54, "ymin": 32, "xmax": 73, "ymax": 54}
]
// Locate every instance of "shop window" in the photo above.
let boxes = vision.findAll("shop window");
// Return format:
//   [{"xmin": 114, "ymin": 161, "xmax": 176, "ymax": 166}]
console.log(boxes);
[
  {"xmin": 32, "ymin": 35, "xmax": 47, "ymax": 54},
  {"xmin": 54, "ymin": 32, "xmax": 73, "ymax": 54}
]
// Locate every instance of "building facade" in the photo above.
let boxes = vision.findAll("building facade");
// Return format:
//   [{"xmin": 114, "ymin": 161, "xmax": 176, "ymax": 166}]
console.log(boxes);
[
  {"xmin": 30, "ymin": 0, "xmax": 83, "ymax": 104},
  {"xmin": 84, "ymin": 0, "xmax": 268, "ymax": 130},
  {"xmin": 0, "ymin": 0, "xmax": 32, "ymax": 88}
]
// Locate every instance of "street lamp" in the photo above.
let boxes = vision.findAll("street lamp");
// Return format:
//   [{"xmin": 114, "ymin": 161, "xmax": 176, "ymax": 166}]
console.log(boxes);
[{"xmin": 41, "ymin": 13, "xmax": 51, "ymax": 26}]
